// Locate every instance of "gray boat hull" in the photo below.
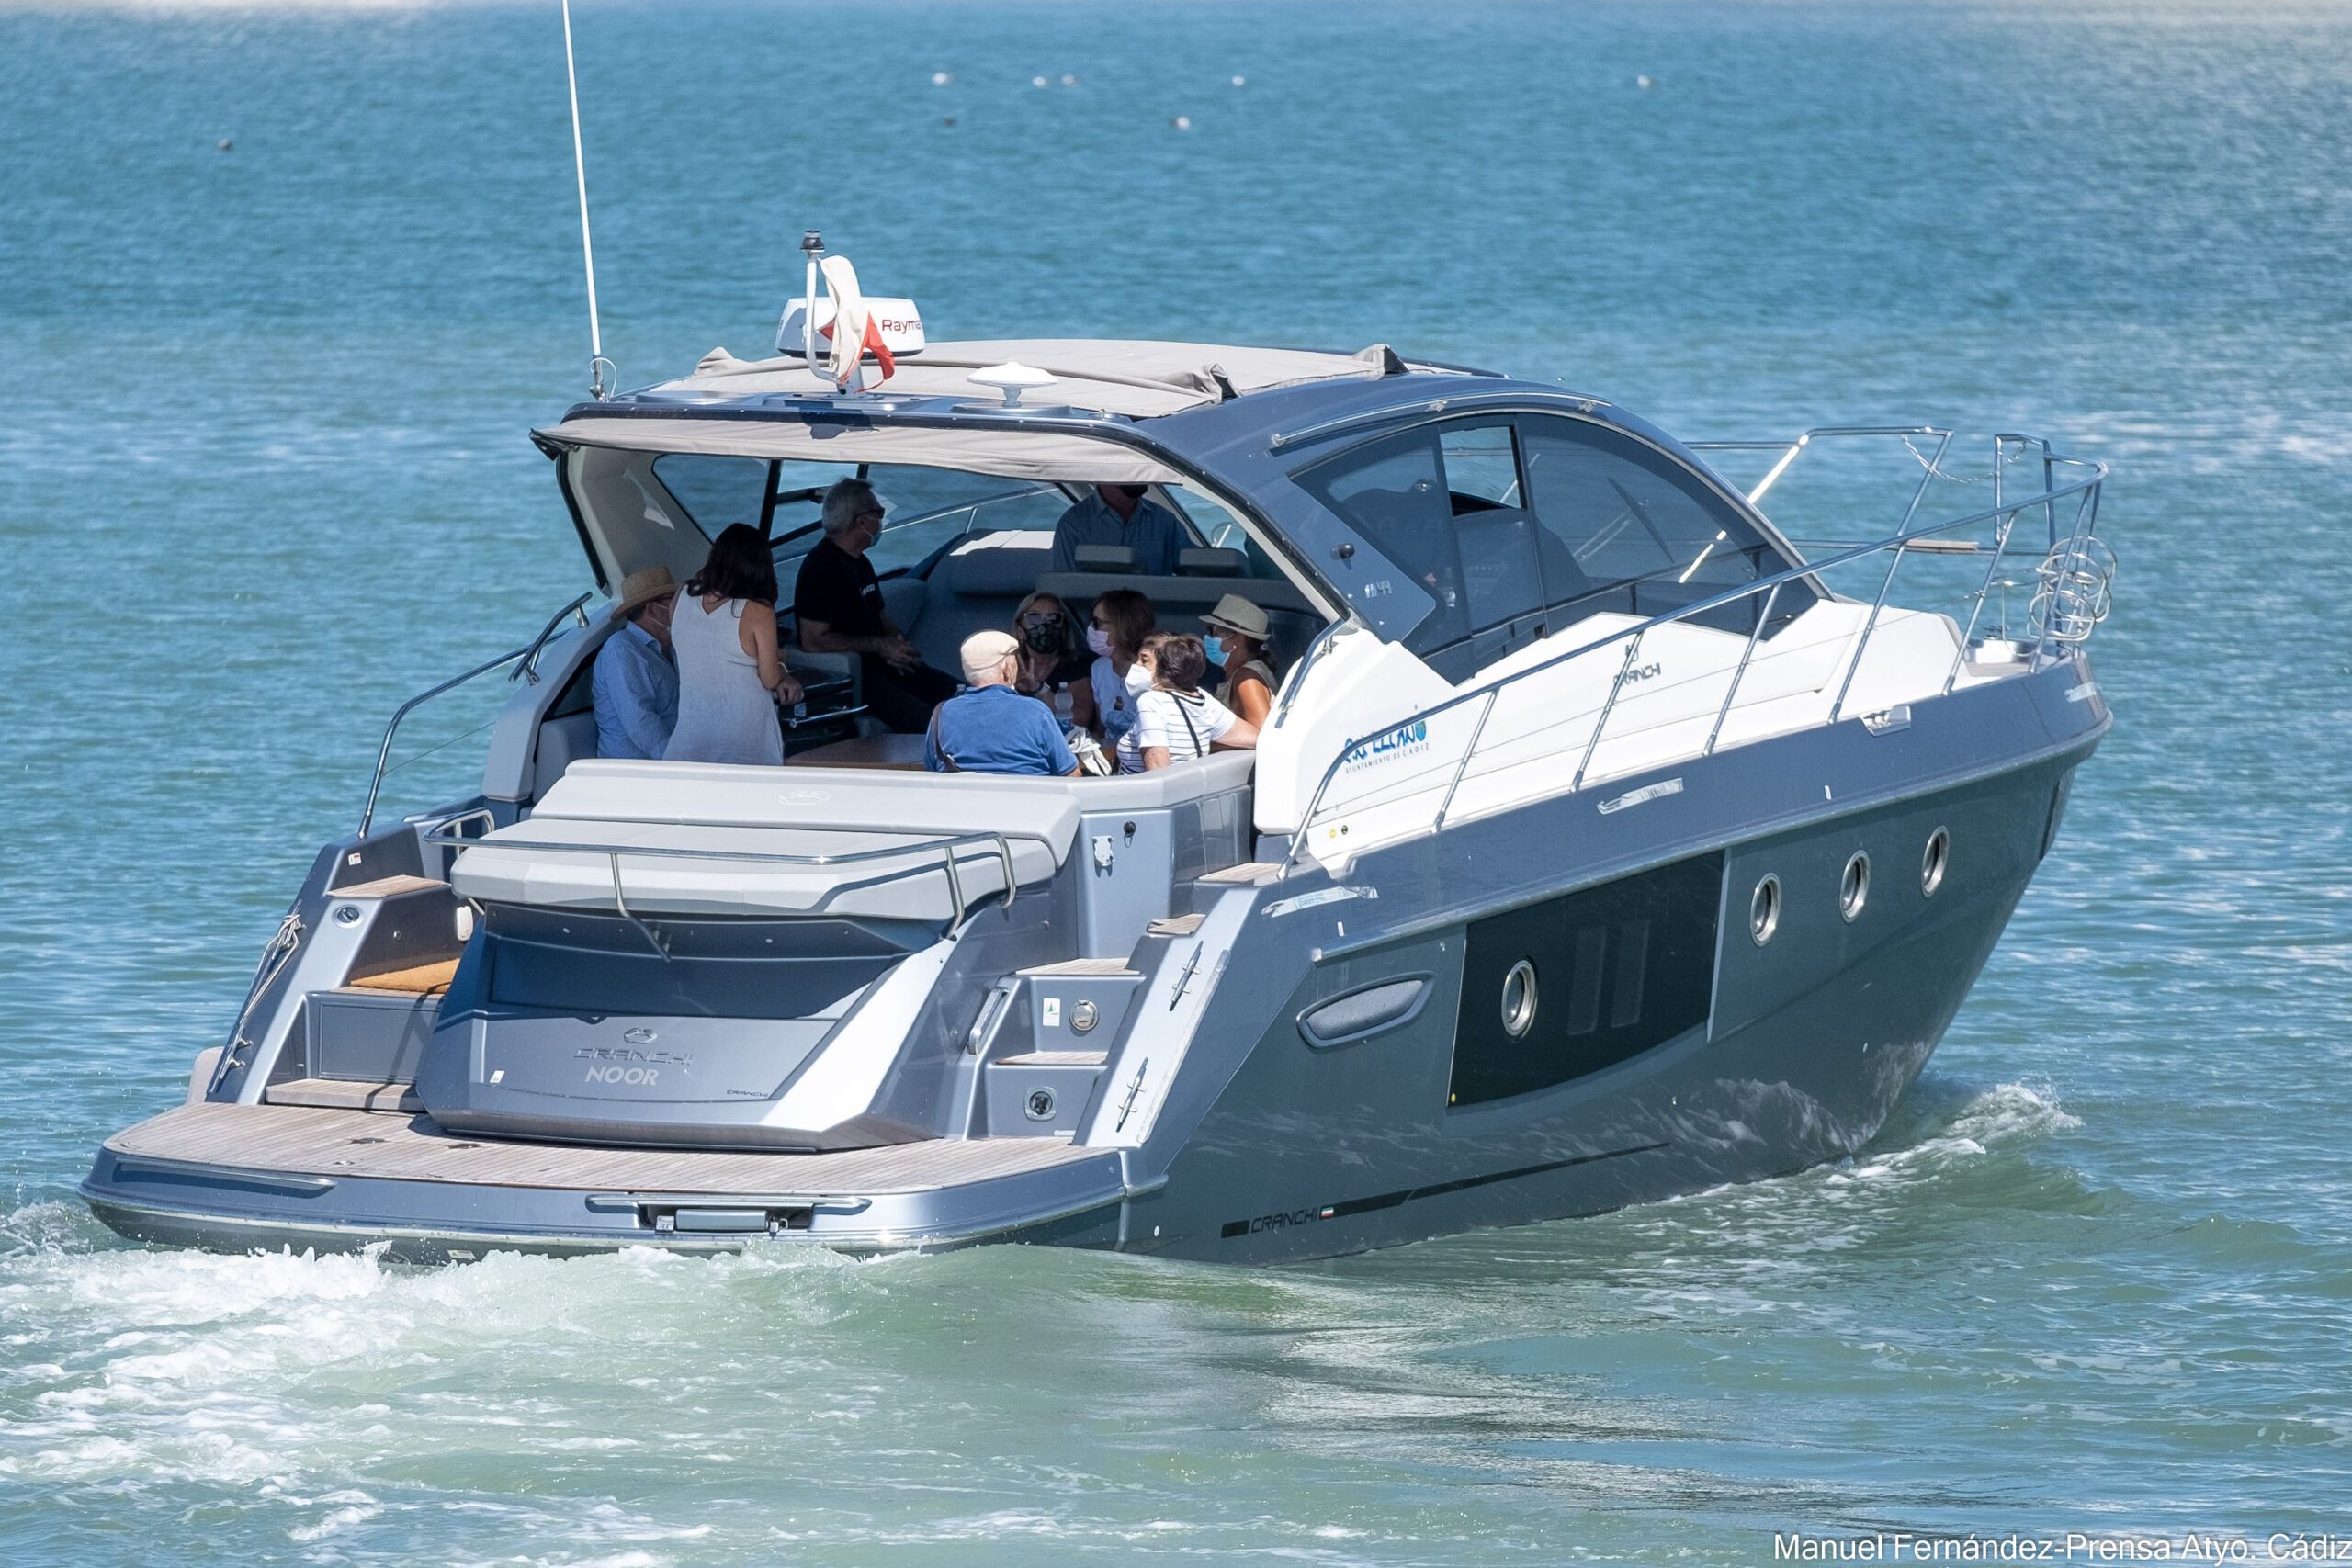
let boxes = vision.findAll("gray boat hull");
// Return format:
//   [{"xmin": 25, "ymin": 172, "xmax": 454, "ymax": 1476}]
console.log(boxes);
[{"xmin": 84, "ymin": 659, "xmax": 2105, "ymax": 1265}]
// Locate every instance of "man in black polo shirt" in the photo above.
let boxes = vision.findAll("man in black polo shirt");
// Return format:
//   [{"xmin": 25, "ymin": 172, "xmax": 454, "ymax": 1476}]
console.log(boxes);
[{"xmin": 793, "ymin": 478, "xmax": 957, "ymax": 732}]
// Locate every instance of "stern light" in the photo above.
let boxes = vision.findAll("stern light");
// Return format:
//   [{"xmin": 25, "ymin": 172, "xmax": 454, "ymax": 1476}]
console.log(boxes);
[{"xmin": 967, "ymin": 362, "xmax": 1059, "ymax": 408}]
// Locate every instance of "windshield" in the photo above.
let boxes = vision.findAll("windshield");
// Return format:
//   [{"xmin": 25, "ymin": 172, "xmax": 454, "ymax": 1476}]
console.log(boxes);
[{"xmin": 650, "ymin": 454, "xmax": 1076, "ymax": 575}]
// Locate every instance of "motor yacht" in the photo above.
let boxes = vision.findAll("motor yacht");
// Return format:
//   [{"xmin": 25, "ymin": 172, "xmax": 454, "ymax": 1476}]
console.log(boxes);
[{"xmin": 81, "ymin": 310, "xmax": 2115, "ymax": 1263}]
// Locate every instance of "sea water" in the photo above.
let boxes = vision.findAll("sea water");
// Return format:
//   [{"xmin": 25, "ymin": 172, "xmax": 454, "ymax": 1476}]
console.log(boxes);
[{"xmin": 2, "ymin": 2, "xmax": 2348, "ymax": 1561}]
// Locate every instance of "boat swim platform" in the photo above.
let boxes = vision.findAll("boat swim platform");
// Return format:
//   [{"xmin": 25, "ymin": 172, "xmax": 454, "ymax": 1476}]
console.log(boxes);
[
  {"xmin": 87, "ymin": 1100, "xmax": 1133, "ymax": 1258},
  {"xmin": 103, "ymin": 1102, "xmax": 1107, "ymax": 1194}
]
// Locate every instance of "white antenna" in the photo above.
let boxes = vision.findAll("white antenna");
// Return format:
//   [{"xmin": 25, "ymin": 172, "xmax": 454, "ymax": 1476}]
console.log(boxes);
[
  {"xmin": 560, "ymin": 0, "xmax": 612, "ymax": 400},
  {"xmin": 800, "ymin": 229, "xmax": 824, "ymax": 366}
]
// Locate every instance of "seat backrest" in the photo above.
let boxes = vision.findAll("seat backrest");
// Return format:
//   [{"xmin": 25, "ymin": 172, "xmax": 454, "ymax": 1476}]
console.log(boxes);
[
  {"xmin": 1073, "ymin": 544, "xmax": 1139, "ymax": 573},
  {"xmin": 1177, "ymin": 547, "xmax": 1247, "ymax": 577},
  {"xmin": 531, "ymin": 710, "xmax": 601, "ymax": 798}
]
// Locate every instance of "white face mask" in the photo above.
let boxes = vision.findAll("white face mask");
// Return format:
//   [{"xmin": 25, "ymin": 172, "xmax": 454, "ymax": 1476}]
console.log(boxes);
[
  {"xmin": 1086, "ymin": 626, "xmax": 1112, "ymax": 658},
  {"xmin": 1124, "ymin": 662, "xmax": 1154, "ymax": 698}
]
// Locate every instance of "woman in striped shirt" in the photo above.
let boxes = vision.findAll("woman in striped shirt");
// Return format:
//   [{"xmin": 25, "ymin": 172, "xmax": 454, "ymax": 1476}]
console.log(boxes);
[{"xmin": 1116, "ymin": 632, "xmax": 1261, "ymax": 773}]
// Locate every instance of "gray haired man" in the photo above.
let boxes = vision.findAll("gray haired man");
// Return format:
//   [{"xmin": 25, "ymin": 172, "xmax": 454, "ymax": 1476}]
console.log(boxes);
[{"xmin": 791, "ymin": 478, "xmax": 957, "ymax": 731}]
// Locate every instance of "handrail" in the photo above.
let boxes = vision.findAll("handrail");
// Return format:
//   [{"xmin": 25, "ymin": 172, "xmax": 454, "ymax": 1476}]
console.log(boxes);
[
  {"xmin": 360, "ymin": 592, "xmax": 596, "ymax": 838},
  {"xmin": 512, "ymin": 591, "xmax": 596, "ymax": 685},
  {"xmin": 359, "ymin": 643, "xmax": 532, "ymax": 838},
  {"xmin": 1267, "ymin": 389, "xmax": 1611, "ymax": 454},
  {"xmin": 424, "ymin": 824, "xmax": 1059, "ymax": 930},
  {"xmin": 1277, "ymin": 434, "xmax": 2109, "ymax": 875}
]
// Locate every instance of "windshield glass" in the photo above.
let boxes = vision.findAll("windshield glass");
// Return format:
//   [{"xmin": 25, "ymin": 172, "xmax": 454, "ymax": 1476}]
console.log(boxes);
[{"xmin": 650, "ymin": 454, "xmax": 1075, "ymax": 576}]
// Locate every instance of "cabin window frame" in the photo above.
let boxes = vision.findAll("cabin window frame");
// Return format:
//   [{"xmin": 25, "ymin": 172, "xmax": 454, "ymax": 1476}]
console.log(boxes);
[{"xmin": 1291, "ymin": 410, "xmax": 1816, "ymax": 671}]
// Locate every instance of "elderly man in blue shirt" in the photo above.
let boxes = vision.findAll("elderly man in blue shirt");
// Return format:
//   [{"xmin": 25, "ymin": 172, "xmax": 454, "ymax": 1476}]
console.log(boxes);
[
  {"xmin": 592, "ymin": 566, "xmax": 681, "ymax": 760},
  {"xmin": 926, "ymin": 631, "xmax": 1080, "ymax": 776},
  {"xmin": 1047, "ymin": 483, "xmax": 1192, "ymax": 577}
]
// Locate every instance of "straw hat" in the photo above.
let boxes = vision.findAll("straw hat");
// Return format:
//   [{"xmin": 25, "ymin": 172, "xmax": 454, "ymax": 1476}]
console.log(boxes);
[
  {"xmin": 1200, "ymin": 593, "xmax": 1269, "ymax": 642},
  {"xmin": 609, "ymin": 565, "xmax": 679, "ymax": 623}
]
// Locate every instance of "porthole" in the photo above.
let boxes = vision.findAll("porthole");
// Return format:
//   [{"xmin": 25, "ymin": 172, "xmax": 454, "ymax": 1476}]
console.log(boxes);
[
  {"xmin": 1749, "ymin": 874, "xmax": 1781, "ymax": 946},
  {"xmin": 1499, "ymin": 959, "xmax": 1538, "ymax": 1038},
  {"xmin": 1921, "ymin": 827, "xmax": 1950, "ymax": 897},
  {"xmin": 1839, "ymin": 852, "xmax": 1871, "ymax": 922}
]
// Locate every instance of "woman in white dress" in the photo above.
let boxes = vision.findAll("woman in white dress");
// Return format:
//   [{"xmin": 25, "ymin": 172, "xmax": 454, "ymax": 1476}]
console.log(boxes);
[
  {"xmin": 1116, "ymin": 631, "xmax": 1261, "ymax": 774},
  {"xmin": 662, "ymin": 524, "xmax": 803, "ymax": 766},
  {"xmin": 1077, "ymin": 587, "xmax": 1155, "ymax": 750}
]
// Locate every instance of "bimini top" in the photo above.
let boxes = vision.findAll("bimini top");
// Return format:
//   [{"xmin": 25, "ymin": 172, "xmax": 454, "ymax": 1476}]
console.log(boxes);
[{"xmin": 645, "ymin": 339, "xmax": 1443, "ymax": 420}]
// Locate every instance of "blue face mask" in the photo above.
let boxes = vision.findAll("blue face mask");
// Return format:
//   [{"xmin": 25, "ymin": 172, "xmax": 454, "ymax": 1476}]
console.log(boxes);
[{"xmin": 1204, "ymin": 636, "xmax": 1227, "ymax": 665}]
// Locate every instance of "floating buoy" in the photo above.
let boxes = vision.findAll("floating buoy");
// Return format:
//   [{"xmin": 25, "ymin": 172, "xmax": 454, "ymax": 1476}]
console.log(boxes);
[
  {"xmin": 1636, "ymin": 74, "xmax": 1655, "ymax": 89},
  {"xmin": 932, "ymin": 71, "xmax": 951, "ymax": 86},
  {"xmin": 1032, "ymin": 75, "xmax": 1048, "ymax": 88},
  {"xmin": 1060, "ymin": 73, "xmax": 1078, "ymax": 86},
  {"xmin": 217, "ymin": 137, "xmax": 232, "ymax": 151},
  {"xmin": 1171, "ymin": 115, "xmax": 1192, "ymax": 130},
  {"xmin": 1231, "ymin": 75, "xmax": 1247, "ymax": 87}
]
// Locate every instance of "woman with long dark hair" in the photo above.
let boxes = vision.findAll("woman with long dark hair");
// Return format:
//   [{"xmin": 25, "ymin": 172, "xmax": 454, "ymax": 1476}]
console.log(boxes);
[{"xmin": 662, "ymin": 524, "xmax": 802, "ymax": 765}]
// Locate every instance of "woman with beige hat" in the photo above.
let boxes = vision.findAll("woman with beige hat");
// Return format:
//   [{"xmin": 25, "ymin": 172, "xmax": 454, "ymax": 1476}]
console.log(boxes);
[{"xmin": 1201, "ymin": 592, "xmax": 1278, "ymax": 729}]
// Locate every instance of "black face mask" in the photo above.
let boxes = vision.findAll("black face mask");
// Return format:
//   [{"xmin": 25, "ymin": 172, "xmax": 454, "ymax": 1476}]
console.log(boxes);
[{"xmin": 1021, "ymin": 619, "xmax": 1061, "ymax": 654}]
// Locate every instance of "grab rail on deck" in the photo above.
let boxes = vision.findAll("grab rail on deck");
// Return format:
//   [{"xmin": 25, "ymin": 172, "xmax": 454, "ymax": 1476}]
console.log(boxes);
[
  {"xmin": 1280, "ymin": 432, "xmax": 2110, "ymax": 875},
  {"xmin": 357, "ymin": 592, "xmax": 594, "ymax": 839},
  {"xmin": 424, "ymin": 824, "xmax": 1062, "ymax": 934}
]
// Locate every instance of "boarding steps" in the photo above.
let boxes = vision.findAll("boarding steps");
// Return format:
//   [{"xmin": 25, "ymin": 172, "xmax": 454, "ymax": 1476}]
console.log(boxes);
[
  {"xmin": 967, "ymin": 865, "xmax": 1263, "ymax": 1139},
  {"xmin": 267, "ymin": 875, "xmax": 465, "ymax": 1111}
]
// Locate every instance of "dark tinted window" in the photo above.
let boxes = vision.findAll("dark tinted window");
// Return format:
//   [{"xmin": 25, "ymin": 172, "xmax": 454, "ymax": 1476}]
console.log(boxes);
[
  {"xmin": 1297, "ymin": 428, "xmax": 1465, "ymax": 653},
  {"xmin": 1296, "ymin": 422, "xmax": 1548, "ymax": 657},
  {"xmin": 1518, "ymin": 418, "xmax": 1806, "ymax": 634},
  {"xmin": 1441, "ymin": 425, "xmax": 1545, "ymax": 632},
  {"xmin": 1448, "ymin": 852, "xmax": 1722, "ymax": 1108}
]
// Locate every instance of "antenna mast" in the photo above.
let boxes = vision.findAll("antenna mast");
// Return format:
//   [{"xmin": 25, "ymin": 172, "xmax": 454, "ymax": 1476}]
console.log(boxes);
[{"xmin": 560, "ymin": 0, "xmax": 612, "ymax": 400}]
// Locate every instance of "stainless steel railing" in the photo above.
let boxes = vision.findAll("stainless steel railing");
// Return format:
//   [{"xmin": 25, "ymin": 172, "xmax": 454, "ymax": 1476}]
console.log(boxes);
[
  {"xmin": 424, "ymin": 824, "xmax": 1062, "ymax": 935},
  {"xmin": 357, "ymin": 593, "xmax": 594, "ymax": 838},
  {"xmin": 1280, "ymin": 431, "xmax": 2111, "ymax": 874}
]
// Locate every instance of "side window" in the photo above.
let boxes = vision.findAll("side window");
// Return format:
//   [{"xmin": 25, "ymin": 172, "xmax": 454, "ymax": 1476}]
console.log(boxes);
[
  {"xmin": 1448, "ymin": 852, "xmax": 1721, "ymax": 1108},
  {"xmin": 1518, "ymin": 418, "xmax": 1804, "ymax": 634},
  {"xmin": 652, "ymin": 454, "xmax": 770, "ymax": 537},
  {"xmin": 1295, "ymin": 428, "xmax": 1469, "ymax": 654},
  {"xmin": 1295, "ymin": 421, "xmax": 1546, "ymax": 659},
  {"xmin": 861, "ymin": 468, "xmax": 1067, "ymax": 575},
  {"xmin": 1440, "ymin": 424, "xmax": 1544, "ymax": 633},
  {"xmin": 1439, "ymin": 425, "xmax": 1521, "ymax": 508}
]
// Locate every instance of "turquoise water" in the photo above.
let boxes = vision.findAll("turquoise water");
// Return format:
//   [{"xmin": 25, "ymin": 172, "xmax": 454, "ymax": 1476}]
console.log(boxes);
[{"xmin": 5, "ymin": 0, "xmax": 2349, "ymax": 1560}]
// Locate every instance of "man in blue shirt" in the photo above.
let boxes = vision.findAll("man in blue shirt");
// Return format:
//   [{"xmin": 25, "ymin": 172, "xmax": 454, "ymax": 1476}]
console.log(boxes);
[
  {"xmin": 1047, "ymin": 483, "xmax": 1192, "ymax": 577},
  {"xmin": 926, "ymin": 631, "xmax": 1080, "ymax": 776},
  {"xmin": 592, "ymin": 566, "xmax": 681, "ymax": 760}
]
